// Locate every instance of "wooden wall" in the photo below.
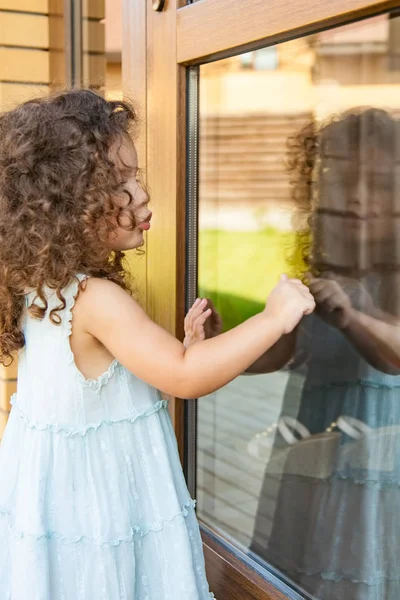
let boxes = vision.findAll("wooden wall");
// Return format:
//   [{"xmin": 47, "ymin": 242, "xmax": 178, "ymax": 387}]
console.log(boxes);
[
  {"xmin": 0, "ymin": 0, "xmax": 105, "ymax": 440},
  {"xmin": 0, "ymin": 0, "xmax": 50, "ymax": 110},
  {"xmin": 82, "ymin": 0, "xmax": 106, "ymax": 90}
]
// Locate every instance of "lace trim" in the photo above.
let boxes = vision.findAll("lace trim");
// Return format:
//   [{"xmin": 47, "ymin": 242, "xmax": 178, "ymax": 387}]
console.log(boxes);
[
  {"xmin": 11, "ymin": 395, "xmax": 168, "ymax": 437},
  {"xmin": 66, "ymin": 275, "xmax": 120, "ymax": 391},
  {"xmin": 0, "ymin": 498, "xmax": 196, "ymax": 546}
]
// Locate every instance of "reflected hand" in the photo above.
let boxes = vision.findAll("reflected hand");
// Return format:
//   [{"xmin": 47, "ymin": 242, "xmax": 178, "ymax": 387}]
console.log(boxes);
[
  {"xmin": 203, "ymin": 298, "xmax": 223, "ymax": 339},
  {"xmin": 183, "ymin": 299, "xmax": 213, "ymax": 349},
  {"xmin": 308, "ymin": 276, "xmax": 352, "ymax": 329}
]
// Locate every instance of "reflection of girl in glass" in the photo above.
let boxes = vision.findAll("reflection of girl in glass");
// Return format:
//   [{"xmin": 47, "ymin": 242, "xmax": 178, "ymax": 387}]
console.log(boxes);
[{"xmin": 248, "ymin": 108, "xmax": 400, "ymax": 600}]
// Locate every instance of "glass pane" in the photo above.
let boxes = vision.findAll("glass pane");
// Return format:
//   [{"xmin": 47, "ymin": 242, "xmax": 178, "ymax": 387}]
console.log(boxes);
[{"xmin": 197, "ymin": 10, "xmax": 400, "ymax": 600}]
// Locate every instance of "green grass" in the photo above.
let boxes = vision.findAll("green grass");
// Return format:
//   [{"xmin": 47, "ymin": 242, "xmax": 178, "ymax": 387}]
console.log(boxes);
[
  {"xmin": 198, "ymin": 288, "xmax": 265, "ymax": 332},
  {"xmin": 198, "ymin": 227, "xmax": 295, "ymax": 330}
]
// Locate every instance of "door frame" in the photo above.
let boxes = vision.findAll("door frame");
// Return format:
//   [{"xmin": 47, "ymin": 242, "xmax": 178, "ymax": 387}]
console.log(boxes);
[
  {"xmin": 177, "ymin": 0, "xmax": 398, "ymax": 63},
  {"xmin": 122, "ymin": 0, "xmax": 399, "ymax": 597}
]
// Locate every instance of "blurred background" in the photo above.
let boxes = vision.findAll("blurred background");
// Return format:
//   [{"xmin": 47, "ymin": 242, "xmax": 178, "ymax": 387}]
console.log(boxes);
[{"xmin": 0, "ymin": 0, "xmax": 123, "ymax": 109}]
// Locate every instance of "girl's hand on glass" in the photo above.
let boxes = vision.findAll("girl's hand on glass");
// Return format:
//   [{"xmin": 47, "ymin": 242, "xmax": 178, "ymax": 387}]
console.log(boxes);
[
  {"xmin": 183, "ymin": 298, "xmax": 223, "ymax": 348},
  {"xmin": 183, "ymin": 299, "xmax": 213, "ymax": 349},
  {"xmin": 265, "ymin": 274, "xmax": 316, "ymax": 334}
]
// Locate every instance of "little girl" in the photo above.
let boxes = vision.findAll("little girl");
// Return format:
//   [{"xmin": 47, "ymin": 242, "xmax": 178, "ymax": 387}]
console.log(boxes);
[{"xmin": 0, "ymin": 89, "xmax": 314, "ymax": 600}]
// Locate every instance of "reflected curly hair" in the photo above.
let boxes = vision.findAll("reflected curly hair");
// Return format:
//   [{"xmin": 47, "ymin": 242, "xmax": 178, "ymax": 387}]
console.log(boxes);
[
  {"xmin": 0, "ymin": 88, "xmax": 138, "ymax": 365},
  {"xmin": 286, "ymin": 107, "xmax": 399, "ymax": 279},
  {"xmin": 285, "ymin": 119, "xmax": 317, "ymax": 280}
]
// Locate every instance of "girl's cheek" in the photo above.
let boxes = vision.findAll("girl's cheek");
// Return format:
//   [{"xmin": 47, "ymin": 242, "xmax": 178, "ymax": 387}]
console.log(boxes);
[{"xmin": 119, "ymin": 209, "xmax": 137, "ymax": 229}]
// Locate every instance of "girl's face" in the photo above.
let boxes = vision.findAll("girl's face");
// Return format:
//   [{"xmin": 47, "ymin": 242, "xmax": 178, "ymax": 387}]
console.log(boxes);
[{"xmin": 108, "ymin": 137, "xmax": 151, "ymax": 251}]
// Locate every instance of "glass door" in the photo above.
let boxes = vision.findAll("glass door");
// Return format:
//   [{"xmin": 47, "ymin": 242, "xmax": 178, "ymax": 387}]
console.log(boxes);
[
  {"xmin": 193, "ymin": 11, "xmax": 400, "ymax": 598},
  {"xmin": 124, "ymin": 1, "xmax": 400, "ymax": 597}
]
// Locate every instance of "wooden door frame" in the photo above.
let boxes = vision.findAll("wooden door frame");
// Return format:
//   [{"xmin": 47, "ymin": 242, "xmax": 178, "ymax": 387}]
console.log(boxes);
[
  {"xmin": 122, "ymin": 0, "xmax": 188, "ymax": 460},
  {"xmin": 122, "ymin": 0, "xmax": 398, "ymax": 597},
  {"xmin": 177, "ymin": 0, "xmax": 399, "ymax": 63}
]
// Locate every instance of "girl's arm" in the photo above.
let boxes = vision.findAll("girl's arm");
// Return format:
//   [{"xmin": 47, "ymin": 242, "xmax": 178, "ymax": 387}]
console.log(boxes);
[
  {"xmin": 186, "ymin": 299, "xmax": 296, "ymax": 375},
  {"xmin": 78, "ymin": 276, "xmax": 314, "ymax": 399}
]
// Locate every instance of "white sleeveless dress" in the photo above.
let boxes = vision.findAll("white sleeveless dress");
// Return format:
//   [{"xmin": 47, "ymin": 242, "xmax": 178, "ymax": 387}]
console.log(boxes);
[{"xmin": 0, "ymin": 276, "xmax": 214, "ymax": 599}]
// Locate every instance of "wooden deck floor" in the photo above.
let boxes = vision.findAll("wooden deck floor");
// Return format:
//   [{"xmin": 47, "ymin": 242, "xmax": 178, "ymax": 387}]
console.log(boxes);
[{"xmin": 197, "ymin": 371, "xmax": 292, "ymax": 549}]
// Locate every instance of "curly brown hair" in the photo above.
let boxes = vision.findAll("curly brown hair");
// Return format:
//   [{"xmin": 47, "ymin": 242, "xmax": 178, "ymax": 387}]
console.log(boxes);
[{"xmin": 0, "ymin": 88, "xmax": 139, "ymax": 365}]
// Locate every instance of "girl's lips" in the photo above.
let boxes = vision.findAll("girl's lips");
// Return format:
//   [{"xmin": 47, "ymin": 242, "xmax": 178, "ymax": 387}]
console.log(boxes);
[{"xmin": 138, "ymin": 212, "xmax": 152, "ymax": 231}]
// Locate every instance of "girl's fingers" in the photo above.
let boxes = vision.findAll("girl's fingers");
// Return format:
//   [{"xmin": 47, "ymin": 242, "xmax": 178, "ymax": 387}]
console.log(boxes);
[
  {"xmin": 188, "ymin": 298, "xmax": 202, "ymax": 315},
  {"xmin": 191, "ymin": 300, "xmax": 208, "ymax": 326},
  {"xmin": 193, "ymin": 310, "xmax": 211, "ymax": 334},
  {"xmin": 299, "ymin": 287, "xmax": 314, "ymax": 300},
  {"xmin": 303, "ymin": 295, "xmax": 316, "ymax": 313},
  {"xmin": 192, "ymin": 309, "xmax": 212, "ymax": 339},
  {"xmin": 195, "ymin": 308, "xmax": 212, "ymax": 326},
  {"xmin": 185, "ymin": 298, "xmax": 200, "ymax": 329},
  {"xmin": 186, "ymin": 299, "xmax": 209, "ymax": 334}
]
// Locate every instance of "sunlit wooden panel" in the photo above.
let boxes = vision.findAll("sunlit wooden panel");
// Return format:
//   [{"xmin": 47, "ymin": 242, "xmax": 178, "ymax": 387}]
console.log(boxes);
[
  {"xmin": 0, "ymin": 48, "xmax": 49, "ymax": 83},
  {"xmin": 0, "ymin": 13, "xmax": 49, "ymax": 49}
]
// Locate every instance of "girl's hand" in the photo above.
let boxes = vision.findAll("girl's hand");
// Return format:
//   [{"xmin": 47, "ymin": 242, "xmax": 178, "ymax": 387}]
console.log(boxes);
[
  {"xmin": 183, "ymin": 299, "xmax": 212, "ymax": 349},
  {"xmin": 264, "ymin": 274, "xmax": 315, "ymax": 334}
]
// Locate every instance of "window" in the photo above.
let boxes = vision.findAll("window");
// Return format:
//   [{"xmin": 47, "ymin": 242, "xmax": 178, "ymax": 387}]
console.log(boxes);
[{"xmin": 195, "ymin": 9, "xmax": 400, "ymax": 599}]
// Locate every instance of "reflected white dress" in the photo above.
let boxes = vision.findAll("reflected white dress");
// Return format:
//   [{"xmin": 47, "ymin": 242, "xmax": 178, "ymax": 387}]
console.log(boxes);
[{"xmin": 252, "ymin": 308, "xmax": 400, "ymax": 600}]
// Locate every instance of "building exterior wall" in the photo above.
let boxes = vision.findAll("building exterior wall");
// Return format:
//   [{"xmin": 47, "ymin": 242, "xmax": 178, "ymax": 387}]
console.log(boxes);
[{"xmin": 0, "ymin": 0, "xmax": 106, "ymax": 439}]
